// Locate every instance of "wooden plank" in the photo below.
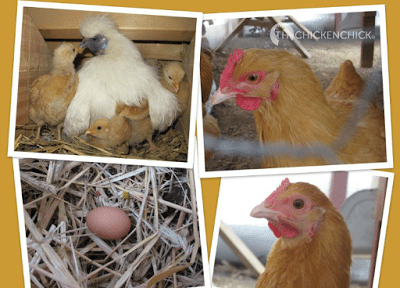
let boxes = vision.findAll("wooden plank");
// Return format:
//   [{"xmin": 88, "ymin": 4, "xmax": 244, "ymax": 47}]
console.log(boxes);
[
  {"xmin": 287, "ymin": 15, "xmax": 318, "ymax": 41},
  {"xmin": 40, "ymin": 28, "xmax": 194, "ymax": 42},
  {"xmin": 329, "ymin": 171, "xmax": 348, "ymax": 210},
  {"xmin": 334, "ymin": 13, "xmax": 342, "ymax": 33},
  {"xmin": 219, "ymin": 221, "xmax": 265, "ymax": 277},
  {"xmin": 245, "ymin": 19, "xmax": 275, "ymax": 29},
  {"xmin": 137, "ymin": 43, "xmax": 186, "ymax": 60},
  {"xmin": 368, "ymin": 177, "xmax": 387, "ymax": 288},
  {"xmin": 46, "ymin": 41, "xmax": 186, "ymax": 61},
  {"xmin": 180, "ymin": 37, "xmax": 195, "ymax": 142},
  {"xmin": 26, "ymin": 7, "xmax": 196, "ymax": 42},
  {"xmin": 17, "ymin": 9, "xmax": 53, "ymax": 126},
  {"xmin": 269, "ymin": 16, "xmax": 311, "ymax": 58},
  {"xmin": 214, "ymin": 18, "xmax": 251, "ymax": 52},
  {"xmin": 361, "ymin": 12, "xmax": 376, "ymax": 68}
]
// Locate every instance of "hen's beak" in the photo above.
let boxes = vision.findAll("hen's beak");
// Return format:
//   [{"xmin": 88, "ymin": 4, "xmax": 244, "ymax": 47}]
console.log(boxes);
[
  {"xmin": 209, "ymin": 87, "xmax": 237, "ymax": 106},
  {"xmin": 79, "ymin": 39, "xmax": 87, "ymax": 48},
  {"xmin": 251, "ymin": 202, "xmax": 300, "ymax": 238},
  {"xmin": 250, "ymin": 202, "xmax": 280, "ymax": 222}
]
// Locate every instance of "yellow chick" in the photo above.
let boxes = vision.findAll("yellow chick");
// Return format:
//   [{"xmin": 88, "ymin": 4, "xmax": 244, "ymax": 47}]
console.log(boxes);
[
  {"xmin": 116, "ymin": 101, "xmax": 158, "ymax": 151},
  {"xmin": 160, "ymin": 61, "xmax": 191, "ymax": 116},
  {"xmin": 29, "ymin": 43, "xmax": 79, "ymax": 143},
  {"xmin": 85, "ymin": 100, "xmax": 157, "ymax": 152},
  {"xmin": 85, "ymin": 115, "xmax": 132, "ymax": 154}
]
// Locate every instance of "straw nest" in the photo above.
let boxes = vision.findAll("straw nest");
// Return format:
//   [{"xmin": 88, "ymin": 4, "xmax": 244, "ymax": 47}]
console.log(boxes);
[
  {"xmin": 20, "ymin": 159, "xmax": 204, "ymax": 288},
  {"xmin": 14, "ymin": 123, "xmax": 188, "ymax": 162}
]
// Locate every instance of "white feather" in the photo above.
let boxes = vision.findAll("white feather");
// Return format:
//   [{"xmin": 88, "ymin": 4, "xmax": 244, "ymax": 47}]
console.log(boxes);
[{"xmin": 63, "ymin": 15, "xmax": 180, "ymax": 136}]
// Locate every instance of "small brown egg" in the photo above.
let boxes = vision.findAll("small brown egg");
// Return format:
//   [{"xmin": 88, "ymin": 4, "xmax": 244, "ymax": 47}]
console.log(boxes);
[{"xmin": 87, "ymin": 206, "xmax": 131, "ymax": 240}]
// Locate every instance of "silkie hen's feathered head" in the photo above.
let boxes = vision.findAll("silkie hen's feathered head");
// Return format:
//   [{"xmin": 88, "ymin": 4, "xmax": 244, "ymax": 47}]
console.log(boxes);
[
  {"xmin": 210, "ymin": 49, "xmax": 324, "ymax": 111},
  {"xmin": 250, "ymin": 178, "xmax": 335, "ymax": 242},
  {"xmin": 79, "ymin": 15, "xmax": 118, "ymax": 55}
]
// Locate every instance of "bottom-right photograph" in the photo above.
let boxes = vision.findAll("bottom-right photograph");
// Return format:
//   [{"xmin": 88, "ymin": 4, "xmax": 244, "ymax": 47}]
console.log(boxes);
[{"xmin": 209, "ymin": 170, "xmax": 394, "ymax": 288}]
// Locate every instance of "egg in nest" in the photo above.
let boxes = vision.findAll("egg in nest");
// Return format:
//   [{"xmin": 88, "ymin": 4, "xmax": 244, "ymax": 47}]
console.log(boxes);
[{"xmin": 87, "ymin": 206, "xmax": 131, "ymax": 240}]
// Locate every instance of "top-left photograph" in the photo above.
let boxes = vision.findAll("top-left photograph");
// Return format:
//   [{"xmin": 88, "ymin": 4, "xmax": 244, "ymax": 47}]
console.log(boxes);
[{"xmin": 8, "ymin": 1, "xmax": 202, "ymax": 168}]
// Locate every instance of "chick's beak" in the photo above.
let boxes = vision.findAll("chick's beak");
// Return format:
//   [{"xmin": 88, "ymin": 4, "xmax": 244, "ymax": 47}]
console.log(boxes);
[
  {"xmin": 209, "ymin": 87, "xmax": 237, "ymax": 106},
  {"xmin": 85, "ymin": 130, "xmax": 92, "ymax": 136},
  {"xmin": 173, "ymin": 83, "xmax": 180, "ymax": 93}
]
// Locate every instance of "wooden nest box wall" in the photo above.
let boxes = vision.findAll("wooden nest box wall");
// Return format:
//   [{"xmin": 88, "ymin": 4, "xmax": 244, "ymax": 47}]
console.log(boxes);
[{"xmin": 17, "ymin": 7, "xmax": 197, "ymax": 141}]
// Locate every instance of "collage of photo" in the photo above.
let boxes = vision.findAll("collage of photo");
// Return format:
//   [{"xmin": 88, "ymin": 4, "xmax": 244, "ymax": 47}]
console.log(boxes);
[{"xmin": 7, "ymin": 1, "xmax": 394, "ymax": 288}]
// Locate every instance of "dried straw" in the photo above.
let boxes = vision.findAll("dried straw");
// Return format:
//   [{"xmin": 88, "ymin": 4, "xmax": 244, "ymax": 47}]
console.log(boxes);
[
  {"xmin": 14, "ymin": 123, "xmax": 188, "ymax": 162},
  {"xmin": 20, "ymin": 159, "xmax": 204, "ymax": 287}
]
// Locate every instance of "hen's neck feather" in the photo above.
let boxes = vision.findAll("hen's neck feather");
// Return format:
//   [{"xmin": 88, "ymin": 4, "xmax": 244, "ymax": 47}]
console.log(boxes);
[
  {"xmin": 243, "ymin": 50, "xmax": 343, "ymax": 166},
  {"xmin": 256, "ymin": 208, "xmax": 352, "ymax": 288}
]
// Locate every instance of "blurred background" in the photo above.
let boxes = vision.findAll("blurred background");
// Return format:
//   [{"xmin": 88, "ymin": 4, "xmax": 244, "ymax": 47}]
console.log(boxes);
[
  {"xmin": 211, "ymin": 171, "xmax": 389, "ymax": 288},
  {"xmin": 202, "ymin": 11, "xmax": 381, "ymax": 51}
]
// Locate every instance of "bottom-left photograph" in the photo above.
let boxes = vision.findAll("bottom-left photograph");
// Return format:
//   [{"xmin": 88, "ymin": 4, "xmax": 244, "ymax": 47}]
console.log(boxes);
[{"xmin": 14, "ymin": 159, "xmax": 208, "ymax": 288}]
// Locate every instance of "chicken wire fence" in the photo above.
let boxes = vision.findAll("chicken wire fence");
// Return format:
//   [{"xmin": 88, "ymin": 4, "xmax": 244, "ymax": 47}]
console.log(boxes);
[{"xmin": 203, "ymin": 63, "xmax": 385, "ymax": 165}]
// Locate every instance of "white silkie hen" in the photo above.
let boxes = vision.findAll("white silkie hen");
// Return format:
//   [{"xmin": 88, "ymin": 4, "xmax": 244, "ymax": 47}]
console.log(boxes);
[{"xmin": 63, "ymin": 15, "xmax": 180, "ymax": 137}]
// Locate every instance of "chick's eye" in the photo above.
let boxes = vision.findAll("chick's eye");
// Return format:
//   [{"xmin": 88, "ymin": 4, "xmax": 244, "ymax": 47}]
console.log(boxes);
[
  {"xmin": 96, "ymin": 126, "xmax": 102, "ymax": 130},
  {"xmin": 293, "ymin": 199, "xmax": 304, "ymax": 209},
  {"xmin": 247, "ymin": 74, "xmax": 259, "ymax": 82}
]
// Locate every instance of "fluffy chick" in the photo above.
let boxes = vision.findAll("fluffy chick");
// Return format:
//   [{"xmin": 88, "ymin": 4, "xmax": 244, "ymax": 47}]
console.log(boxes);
[
  {"xmin": 29, "ymin": 43, "xmax": 78, "ymax": 143},
  {"xmin": 85, "ymin": 115, "xmax": 132, "ymax": 153},
  {"xmin": 64, "ymin": 15, "xmax": 179, "ymax": 137},
  {"xmin": 116, "ymin": 101, "xmax": 158, "ymax": 151},
  {"xmin": 160, "ymin": 61, "xmax": 191, "ymax": 116}
]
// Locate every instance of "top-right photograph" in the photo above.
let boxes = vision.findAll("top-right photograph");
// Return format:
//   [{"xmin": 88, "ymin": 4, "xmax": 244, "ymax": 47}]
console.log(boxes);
[{"xmin": 198, "ymin": 5, "xmax": 392, "ymax": 177}]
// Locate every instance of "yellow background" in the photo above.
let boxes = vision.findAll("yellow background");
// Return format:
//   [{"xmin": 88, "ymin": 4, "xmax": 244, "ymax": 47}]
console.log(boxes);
[{"xmin": 1, "ymin": 0, "xmax": 397, "ymax": 286}]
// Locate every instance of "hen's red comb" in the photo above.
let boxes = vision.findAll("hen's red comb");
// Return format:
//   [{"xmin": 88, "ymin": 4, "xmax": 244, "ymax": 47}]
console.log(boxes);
[
  {"xmin": 265, "ymin": 178, "xmax": 290, "ymax": 203},
  {"xmin": 220, "ymin": 49, "xmax": 244, "ymax": 89}
]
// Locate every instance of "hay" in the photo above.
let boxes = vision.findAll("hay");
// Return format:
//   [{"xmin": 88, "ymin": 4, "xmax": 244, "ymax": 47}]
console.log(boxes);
[
  {"xmin": 20, "ymin": 159, "xmax": 204, "ymax": 288},
  {"xmin": 14, "ymin": 122, "xmax": 188, "ymax": 162}
]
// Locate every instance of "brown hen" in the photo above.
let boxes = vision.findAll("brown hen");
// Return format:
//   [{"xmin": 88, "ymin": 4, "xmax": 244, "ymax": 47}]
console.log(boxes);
[
  {"xmin": 251, "ymin": 178, "xmax": 352, "ymax": 288},
  {"xmin": 210, "ymin": 49, "xmax": 386, "ymax": 167}
]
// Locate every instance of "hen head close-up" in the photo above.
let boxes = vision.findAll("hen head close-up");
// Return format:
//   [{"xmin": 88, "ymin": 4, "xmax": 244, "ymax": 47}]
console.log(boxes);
[
  {"xmin": 79, "ymin": 15, "xmax": 119, "ymax": 55},
  {"xmin": 211, "ymin": 48, "xmax": 325, "ymax": 111},
  {"xmin": 250, "ymin": 178, "xmax": 335, "ymax": 244}
]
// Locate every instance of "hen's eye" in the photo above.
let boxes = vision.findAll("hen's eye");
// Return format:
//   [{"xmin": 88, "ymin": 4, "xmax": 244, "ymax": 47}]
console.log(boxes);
[
  {"xmin": 293, "ymin": 199, "xmax": 304, "ymax": 209},
  {"xmin": 96, "ymin": 126, "xmax": 102, "ymax": 130},
  {"xmin": 169, "ymin": 76, "xmax": 173, "ymax": 80},
  {"xmin": 247, "ymin": 74, "xmax": 259, "ymax": 82}
]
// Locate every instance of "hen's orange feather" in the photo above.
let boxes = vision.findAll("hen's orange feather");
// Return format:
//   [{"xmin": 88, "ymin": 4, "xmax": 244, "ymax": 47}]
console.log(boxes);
[
  {"xmin": 222, "ymin": 49, "xmax": 386, "ymax": 167},
  {"xmin": 252, "ymin": 181, "xmax": 352, "ymax": 288}
]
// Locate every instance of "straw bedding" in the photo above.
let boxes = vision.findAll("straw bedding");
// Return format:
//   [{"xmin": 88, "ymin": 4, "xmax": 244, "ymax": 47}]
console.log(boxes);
[
  {"xmin": 14, "ymin": 123, "xmax": 188, "ymax": 162},
  {"xmin": 20, "ymin": 159, "xmax": 203, "ymax": 288}
]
